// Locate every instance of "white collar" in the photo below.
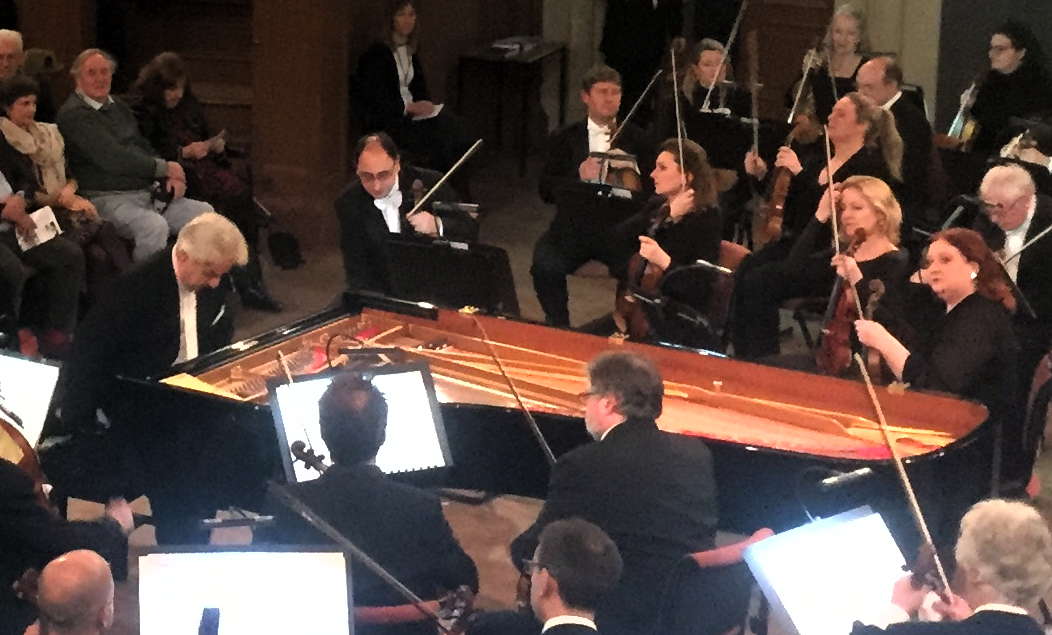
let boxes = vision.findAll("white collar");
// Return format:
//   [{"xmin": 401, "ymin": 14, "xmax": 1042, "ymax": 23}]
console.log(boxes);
[
  {"xmin": 375, "ymin": 175, "xmax": 401, "ymax": 203},
  {"xmin": 973, "ymin": 603, "xmax": 1029, "ymax": 616},
  {"xmin": 586, "ymin": 117, "xmax": 613, "ymax": 133},
  {"xmin": 882, "ymin": 90, "xmax": 903, "ymax": 110},
  {"xmin": 541, "ymin": 615, "xmax": 597, "ymax": 632},
  {"xmin": 76, "ymin": 90, "xmax": 114, "ymax": 111}
]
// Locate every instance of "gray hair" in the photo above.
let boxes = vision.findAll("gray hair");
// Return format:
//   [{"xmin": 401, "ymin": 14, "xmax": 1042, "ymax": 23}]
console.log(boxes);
[
  {"xmin": 980, "ymin": 163, "xmax": 1036, "ymax": 201},
  {"xmin": 0, "ymin": 29, "xmax": 22, "ymax": 52},
  {"xmin": 174, "ymin": 212, "xmax": 249, "ymax": 266},
  {"xmin": 70, "ymin": 48, "xmax": 117, "ymax": 77},
  {"xmin": 955, "ymin": 499, "xmax": 1052, "ymax": 607},
  {"xmin": 823, "ymin": 4, "xmax": 869, "ymax": 54},
  {"xmin": 587, "ymin": 351, "xmax": 663, "ymax": 420}
]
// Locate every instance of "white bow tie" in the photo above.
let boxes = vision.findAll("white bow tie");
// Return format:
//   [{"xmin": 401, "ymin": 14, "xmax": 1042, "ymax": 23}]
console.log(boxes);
[{"xmin": 374, "ymin": 187, "xmax": 403, "ymax": 211}]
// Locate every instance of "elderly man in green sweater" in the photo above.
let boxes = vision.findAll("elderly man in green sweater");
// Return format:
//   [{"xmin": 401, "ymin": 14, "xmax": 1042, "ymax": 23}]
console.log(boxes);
[{"xmin": 57, "ymin": 49, "xmax": 211, "ymax": 262}]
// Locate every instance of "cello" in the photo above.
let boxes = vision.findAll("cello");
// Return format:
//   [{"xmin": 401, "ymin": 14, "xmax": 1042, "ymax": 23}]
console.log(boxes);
[{"xmin": 0, "ymin": 412, "xmax": 50, "ymax": 510}]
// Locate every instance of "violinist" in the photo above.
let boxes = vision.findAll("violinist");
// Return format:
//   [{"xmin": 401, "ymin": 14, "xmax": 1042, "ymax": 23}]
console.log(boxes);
[
  {"xmin": 607, "ymin": 138, "xmax": 721, "ymax": 345},
  {"xmin": 257, "ymin": 373, "xmax": 478, "ymax": 635},
  {"xmin": 533, "ymin": 65, "xmax": 652, "ymax": 327},
  {"xmin": 734, "ymin": 92, "xmax": 903, "ymax": 359},
  {"xmin": 651, "ymin": 39, "xmax": 751, "ymax": 173},
  {"xmin": 963, "ymin": 21, "xmax": 1052, "ymax": 157},
  {"xmin": 790, "ymin": 4, "xmax": 870, "ymax": 123},
  {"xmin": 852, "ymin": 499, "xmax": 1052, "ymax": 634},
  {"xmin": 854, "ymin": 228, "xmax": 1021, "ymax": 482}
]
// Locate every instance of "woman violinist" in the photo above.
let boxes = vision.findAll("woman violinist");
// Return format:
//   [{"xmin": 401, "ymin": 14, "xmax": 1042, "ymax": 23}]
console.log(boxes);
[
  {"xmin": 789, "ymin": 4, "xmax": 870, "ymax": 123},
  {"xmin": 855, "ymin": 228, "xmax": 1023, "ymax": 483},
  {"xmin": 963, "ymin": 21, "xmax": 1052, "ymax": 156},
  {"xmin": 608, "ymin": 138, "xmax": 722, "ymax": 347},
  {"xmin": 733, "ymin": 92, "xmax": 903, "ymax": 359}
]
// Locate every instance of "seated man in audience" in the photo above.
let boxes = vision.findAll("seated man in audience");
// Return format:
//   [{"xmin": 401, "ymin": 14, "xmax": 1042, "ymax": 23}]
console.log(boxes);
[
  {"xmin": 532, "ymin": 65, "xmax": 652, "ymax": 327},
  {"xmin": 257, "ymin": 372, "xmax": 479, "ymax": 635},
  {"xmin": 57, "ymin": 48, "xmax": 211, "ymax": 262},
  {"xmin": 335, "ymin": 132, "xmax": 478, "ymax": 293},
  {"xmin": 51, "ymin": 212, "xmax": 245, "ymax": 544},
  {"xmin": 972, "ymin": 164, "xmax": 1052, "ymax": 463},
  {"xmin": 853, "ymin": 498, "xmax": 1052, "ymax": 634},
  {"xmin": 511, "ymin": 351, "xmax": 718, "ymax": 635},
  {"xmin": 855, "ymin": 56, "xmax": 932, "ymax": 231},
  {"xmin": 22, "ymin": 550, "xmax": 117, "ymax": 635},
  {"xmin": 0, "ymin": 163, "xmax": 84, "ymax": 357},
  {"xmin": 0, "ymin": 29, "xmax": 56, "ymax": 122},
  {"xmin": 0, "ymin": 459, "xmax": 131, "ymax": 635},
  {"xmin": 527, "ymin": 518, "xmax": 623, "ymax": 635}
]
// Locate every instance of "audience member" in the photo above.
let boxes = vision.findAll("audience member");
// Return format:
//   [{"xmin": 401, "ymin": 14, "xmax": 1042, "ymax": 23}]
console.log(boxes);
[
  {"xmin": 532, "ymin": 64, "xmax": 652, "ymax": 327},
  {"xmin": 527, "ymin": 518, "xmax": 623, "ymax": 634},
  {"xmin": 855, "ymin": 56, "xmax": 933, "ymax": 227},
  {"xmin": 51, "ymin": 212, "xmax": 245, "ymax": 544},
  {"xmin": 0, "ymin": 74, "xmax": 130, "ymax": 306},
  {"xmin": 257, "ymin": 372, "xmax": 478, "ymax": 635},
  {"xmin": 131, "ymin": 51, "xmax": 281, "ymax": 312},
  {"xmin": 353, "ymin": 0, "xmax": 475, "ymax": 194},
  {"xmin": 511, "ymin": 351, "xmax": 717, "ymax": 635},
  {"xmin": 57, "ymin": 48, "xmax": 211, "ymax": 262},
  {"xmin": 0, "ymin": 459, "xmax": 130, "ymax": 635},
  {"xmin": 0, "ymin": 163, "xmax": 84, "ymax": 358},
  {"xmin": 334, "ymin": 132, "xmax": 477, "ymax": 293},
  {"xmin": 22, "ymin": 550, "xmax": 117, "ymax": 635},
  {"xmin": 853, "ymin": 499, "xmax": 1052, "ymax": 634},
  {"xmin": 0, "ymin": 30, "xmax": 56, "ymax": 123}
]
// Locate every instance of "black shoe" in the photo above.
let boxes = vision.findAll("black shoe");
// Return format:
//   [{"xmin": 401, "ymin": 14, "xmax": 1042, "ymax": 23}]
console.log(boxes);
[{"xmin": 240, "ymin": 285, "xmax": 283, "ymax": 312}]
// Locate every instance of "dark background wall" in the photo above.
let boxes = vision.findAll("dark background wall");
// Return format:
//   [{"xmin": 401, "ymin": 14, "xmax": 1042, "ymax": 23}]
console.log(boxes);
[{"xmin": 936, "ymin": 0, "xmax": 1052, "ymax": 131}]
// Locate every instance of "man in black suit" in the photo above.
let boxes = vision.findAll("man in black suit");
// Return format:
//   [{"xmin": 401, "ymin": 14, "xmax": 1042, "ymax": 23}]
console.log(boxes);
[
  {"xmin": 533, "ymin": 65, "xmax": 652, "ymax": 326},
  {"xmin": 852, "ymin": 498, "xmax": 1051, "ymax": 635},
  {"xmin": 526, "ymin": 518, "xmax": 622, "ymax": 634},
  {"xmin": 49, "ymin": 212, "xmax": 246, "ymax": 543},
  {"xmin": 856, "ymin": 56, "xmax": 932, "ymax": 229},
  {"xmin": 0, "ymin": 459, "xmax": 131, "ymax": 635},
  {"xmin": 511, "ymin": 351, "xmax": 718, "ymax": 635},
  {"xmin": 257, "ymin": 372, "xmax": 478, "ymax": 635},
  {"xmin": 972, "ymin": 164, "xmax": 1052, "ymax": 481},
  {"xmin": 335, "ymin": 132, "xmax": 478, "ymax": 293}
]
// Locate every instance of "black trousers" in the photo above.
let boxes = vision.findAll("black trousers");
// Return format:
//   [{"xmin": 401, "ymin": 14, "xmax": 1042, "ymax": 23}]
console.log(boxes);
[
  {"xmin": 0, "ymin": 230, "xmax": 84, "ymax": 333},
  {"xmin": 530, "ymin": 229, "xmax": 619, "ymax": 327}
]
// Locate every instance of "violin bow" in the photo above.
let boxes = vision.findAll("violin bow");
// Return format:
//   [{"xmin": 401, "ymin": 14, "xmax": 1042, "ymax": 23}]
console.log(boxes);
[
  {"xmin": 701, "ymin": 0, "xmax": 749, "ymax": 113},
  {"xmin": 467, "ymin": 313, "xmax": 556, "ymax": 466},
  {"xmin": 822, "ymin": 125, "xmax": 840, "ymax": 258},
  {"xmin": 787, "ymin": 41, "xmax": 819, "ymax": 125},
  {"xmin": 852, "ymin": 353, "xmax": 953, "ymax": 593},
  {"xmin": 671, "ymin": 44, "xmax": 687, "ymax": 187},
  {"xmin": 267, "ymin": 481, "xmax": 457, "ymax": 634},
  {"xmin": 608, "ymin": 69, "xmax": 663, "ymax": 150},
  {"xmin": 1002, "ymin": 221, "xmax": 1052, "ymax": 265},
  {"xmin": 745, "ymin": 29, "xmax": 761, "ymax": 155},
  {"xmin": 405, "ymin": 138, "xmax": 484, "ymax": 218}
]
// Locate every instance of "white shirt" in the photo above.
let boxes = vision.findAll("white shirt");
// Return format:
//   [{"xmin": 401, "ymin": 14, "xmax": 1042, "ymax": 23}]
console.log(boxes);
[
  {"xmin": 373, "ymin": 177, "xmax": 404, "ymax": 233},
  {"xmin": 393, "ymin": 45, "xmax": 415, "ymax": 109},
  {"xmin": 1003, "ymin": 195, "xmax": 1036, "ymax": 282},
  {"xmin": 586, "ymin": 117, "xmax": 613, "ymax": 154},
  {"xmin": 882, "ymin": 90, "xmax": 903, "ymax": 111},
  {"xmin": 76, "ymin": 90, "xmax": 115, "ymax": 111},
  {"xmin": 541, "ymin": 616, "xmax": 597, "ymax": 632},
  {"xmin": 172, "ymin": 251, "xmax": 199, "ymax": 364},
  {"xmin": 973, "ymin": 603, "xmax": 1029, "ymax": 616}
]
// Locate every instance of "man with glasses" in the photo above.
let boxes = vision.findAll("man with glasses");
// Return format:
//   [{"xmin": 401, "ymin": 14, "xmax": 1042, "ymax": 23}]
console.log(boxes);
[
  {"xmin": 511, "ymin": 351, "xmax": 717, "ymax": 635},
  {"xmin": 335, "ymin": 132, "xmax": 477, "ymax": 293}
]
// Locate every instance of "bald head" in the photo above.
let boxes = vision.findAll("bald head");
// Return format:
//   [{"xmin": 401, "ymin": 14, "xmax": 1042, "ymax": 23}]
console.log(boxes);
[
  {"xmin": 856, "ymin": 56, "xmax": 902, "ymax": 107},
  {"xmin": 37, "ymin": 550, "xmax": 115, "ymax": 634}
]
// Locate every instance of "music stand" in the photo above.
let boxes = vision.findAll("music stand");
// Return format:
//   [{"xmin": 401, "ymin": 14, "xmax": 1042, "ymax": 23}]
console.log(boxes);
[
  {"xmin": 138, "ymin": 545, "xmax": 350, "ymax": 634},
  {"xmin": 0, "ymin": 350, "xmax": 60, "ymax": 447},
  {"xmin": 743, "ymin": 506, "xmax": 907, "ymax": 635},
  {"xmin": 550, "ymin": 180, "xmax": 647, "ymax": 236}
]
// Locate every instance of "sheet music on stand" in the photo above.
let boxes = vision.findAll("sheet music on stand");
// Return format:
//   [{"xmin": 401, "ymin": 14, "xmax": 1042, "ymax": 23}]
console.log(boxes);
[{"xmin": 0, "ymin": 350, "xmax": 60, "ymax": 448}]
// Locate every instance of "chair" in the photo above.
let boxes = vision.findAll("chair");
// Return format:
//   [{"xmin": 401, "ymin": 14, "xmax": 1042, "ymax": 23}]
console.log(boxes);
[
  {"xmin": 706, "ymin": 240, "xmax": 750, "ymax": 351},
  {"xmin": 780, "ymin": 296, "xmax": 828, "ymax": 351},
  {"xmin": 653, "ymin": 528, "xmax": 775, "ymax": 635}
]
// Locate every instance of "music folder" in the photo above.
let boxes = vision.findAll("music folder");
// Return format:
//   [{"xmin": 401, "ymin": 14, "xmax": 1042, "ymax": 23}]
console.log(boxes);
[{"xmin": 743, "ymin": 506, "xmax": 908, "ymax": 635}]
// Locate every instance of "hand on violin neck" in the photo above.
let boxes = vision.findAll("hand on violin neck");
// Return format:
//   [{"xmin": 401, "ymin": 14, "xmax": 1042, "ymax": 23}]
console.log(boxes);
[
  {"xmin": 774, "ymin": 147, "xmax": 803, "ymax": 176},
  {"xmin": 668, "ymin": 186, "xmax": 695, "ymax": 219},
  {"xmin": 743, "ymin": 151, "xmax": 767, "ymax": 179}
]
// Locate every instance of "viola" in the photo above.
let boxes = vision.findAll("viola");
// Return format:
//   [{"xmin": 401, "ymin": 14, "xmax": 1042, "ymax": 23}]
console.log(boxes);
[
  {"xmin": 755, "ymin": 118, "xmax": 822, "ymax": 246},
  {"xmin": 815, "ymin": 229, "xmax": 866, "ymax": 376},
  {"xmin": 290, "ymin": 440, "xmax": 329, "ymax": 474},
  {"xmin": 613, "ymin": 202, "xmax": 672, "ymax": 340}
]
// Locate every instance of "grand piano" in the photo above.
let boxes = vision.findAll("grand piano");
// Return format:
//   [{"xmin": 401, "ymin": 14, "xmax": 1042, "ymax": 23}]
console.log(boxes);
[{"xmin": 126, "ymin": 292, "xmax": 994, "ymax": 550}]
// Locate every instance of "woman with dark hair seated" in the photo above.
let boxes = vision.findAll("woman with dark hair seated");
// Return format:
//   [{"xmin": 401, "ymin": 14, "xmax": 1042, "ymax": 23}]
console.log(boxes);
[
  {"xmin": 353, "ymin": 0, "xmax": 474, "ymax": 194},
  {"xmin": 607, "ymin": 138, "xmax": 722, "ymax": 348},
  {"xmin": 131, "ymin": 51, "xmax": 281, "ymax": 312}
]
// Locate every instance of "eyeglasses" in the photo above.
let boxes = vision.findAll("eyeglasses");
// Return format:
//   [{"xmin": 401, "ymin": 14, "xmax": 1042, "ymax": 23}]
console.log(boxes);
[
  {"xmin": 577, "ymin": 390, "xmax": 598, "ymax": 404},
  {"xmin": 357, "ymin": 169, "xmax": 396, "ymax": 184},
  {"xmin": 981, "ymin": 194, "xmax": 1027, "ymax": 214}
]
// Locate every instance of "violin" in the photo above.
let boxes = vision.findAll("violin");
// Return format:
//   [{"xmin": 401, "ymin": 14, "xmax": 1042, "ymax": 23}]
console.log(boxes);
[
  {"xmin": 864, "ymin": 279, "xmax": 886, "ymax": 384},
  {"xmin": 290, "ymin": 440, "xmax": 328, "ymax": 474},
  {"xmin": 815, "ymin": 229, "xmax": 866, "ymax": 376},
  {"xmin": 754, "ymin": 117, "xmax": 822, "ymax": 247},
  {"xmin": 941, "ymin": 79, "xmax": 982, "ymax": 152},
  {"xmin": 613, "ymin": 202, "xmax": 672, "ymax": 339},
  {"xmin": 592, "ymin": 149, "xmax": 643, "ymax": 192}
]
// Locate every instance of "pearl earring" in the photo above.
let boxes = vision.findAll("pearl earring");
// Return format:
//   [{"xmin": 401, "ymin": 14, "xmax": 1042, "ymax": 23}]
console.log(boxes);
[{"xmin": 970, "ymin": 271, "xmax": 978, "ymax": 280}]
